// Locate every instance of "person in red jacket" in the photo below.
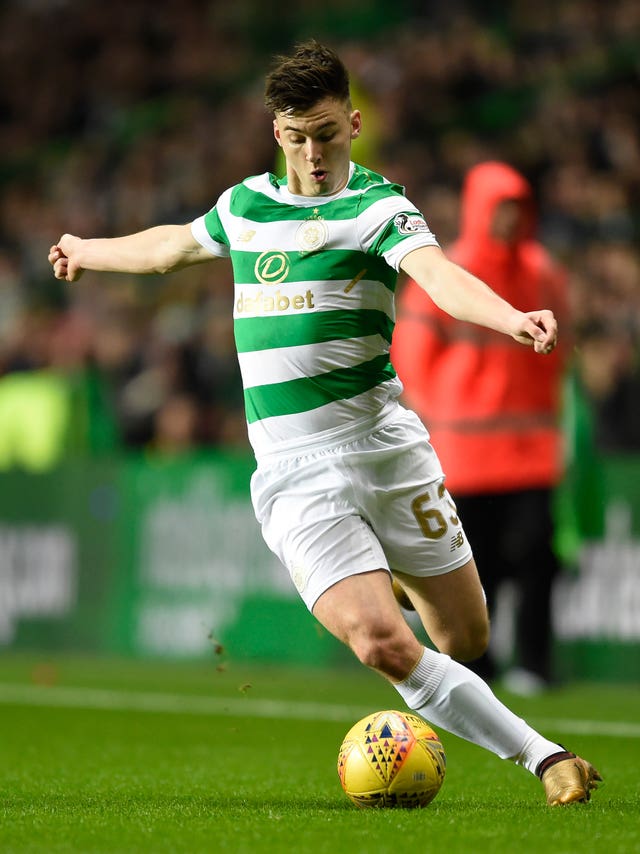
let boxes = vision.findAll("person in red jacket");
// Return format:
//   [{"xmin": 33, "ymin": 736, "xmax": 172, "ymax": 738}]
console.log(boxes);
[{"xmin": 392, "ymin": 161, "xmax": 569, "ymax": 693}]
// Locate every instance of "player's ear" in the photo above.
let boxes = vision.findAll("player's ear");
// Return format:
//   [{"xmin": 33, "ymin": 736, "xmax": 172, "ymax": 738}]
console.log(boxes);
[
  {"xmin": 273, "ymin": 119, "xmax": 283, "ymax": 148},
  {"xmin": 350, "ymin": 110, "xmax": 362, "ymax": 140}
]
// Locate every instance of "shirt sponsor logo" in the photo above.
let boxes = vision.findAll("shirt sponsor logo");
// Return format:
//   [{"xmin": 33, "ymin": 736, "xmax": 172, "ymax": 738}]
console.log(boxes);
[
  {"xmin": 394, "ymin": 212, "xmax": 430, "ymax": 235},
  {"xmin": 255, "ymin": 250, "xmax": 291, "ymax": 284},
  {"xmin": 236, "ymin": 289, "xmax": 315, "ymax": 314}
]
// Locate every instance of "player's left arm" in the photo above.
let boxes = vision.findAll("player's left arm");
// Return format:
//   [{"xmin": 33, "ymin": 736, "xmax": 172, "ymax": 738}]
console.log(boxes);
[{"xmin": 400, "ymin": 245, "xmax": 557, "ymax": 355}]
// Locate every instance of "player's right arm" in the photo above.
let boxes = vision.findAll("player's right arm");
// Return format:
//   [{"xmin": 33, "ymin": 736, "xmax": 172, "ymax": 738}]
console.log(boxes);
[{"xmin": 48, "ymin": 223, "xmax": 215, "ymax": 282}]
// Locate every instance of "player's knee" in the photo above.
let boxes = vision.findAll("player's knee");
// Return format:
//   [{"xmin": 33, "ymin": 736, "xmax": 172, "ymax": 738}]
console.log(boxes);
[{"xmin": 349, "ymin": 625, "xmax": 416, "ymax": 677}]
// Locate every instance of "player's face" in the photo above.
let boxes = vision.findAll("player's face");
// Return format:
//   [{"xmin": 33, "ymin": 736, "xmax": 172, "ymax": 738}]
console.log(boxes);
[{"xmin": 273, "ymin": 97, "xmax": 361, "ymax": 197}]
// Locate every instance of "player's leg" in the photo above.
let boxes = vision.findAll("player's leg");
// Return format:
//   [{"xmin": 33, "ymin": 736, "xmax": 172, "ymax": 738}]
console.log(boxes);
[
  {"xmin": 449, "ymin": 492, "xmax": 507, "ymax": 681},
  {"xmin": 313, "ymin": 564, "xmax": 556, "ymax": 764},
  {"xmin": 312, "ymin": 567, "xmax": 601, "ymax": 805},
  {"xmin": 392, "ymin": 556, "xmax": 489, "ymax": 662},
  {"xmin": 312, "ymin": 568, "xmax": 424, "ymax": 680}
]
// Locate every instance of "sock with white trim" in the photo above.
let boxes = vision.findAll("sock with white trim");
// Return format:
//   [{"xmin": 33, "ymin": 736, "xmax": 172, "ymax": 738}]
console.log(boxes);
[{"xmin": 393, "ymin": 646, "xmax": 561, "ymax": 773}]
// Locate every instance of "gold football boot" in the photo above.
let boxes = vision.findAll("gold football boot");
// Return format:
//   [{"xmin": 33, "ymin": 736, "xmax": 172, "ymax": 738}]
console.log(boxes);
[{"xmin": 538, "ymin": 751, "xmax": 602, "ymax": 805}]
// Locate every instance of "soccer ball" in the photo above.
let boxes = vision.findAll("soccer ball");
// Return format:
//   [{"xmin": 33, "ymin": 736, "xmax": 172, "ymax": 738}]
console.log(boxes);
[{"xmin": 337, "ymin": 709, "xmax": 446, "ymax": 808}]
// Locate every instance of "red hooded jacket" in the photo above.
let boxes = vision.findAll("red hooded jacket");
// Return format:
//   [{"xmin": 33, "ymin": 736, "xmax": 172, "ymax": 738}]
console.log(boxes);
[{"xmin": 391, "ymin": 162, "xmax": 568, "ymax": 494}]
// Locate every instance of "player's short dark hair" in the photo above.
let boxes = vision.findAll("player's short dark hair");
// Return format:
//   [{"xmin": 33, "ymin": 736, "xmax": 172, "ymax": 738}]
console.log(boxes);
[{"xmin": 264, "ymin": 39, "xmax": 351, "ymax": 115}]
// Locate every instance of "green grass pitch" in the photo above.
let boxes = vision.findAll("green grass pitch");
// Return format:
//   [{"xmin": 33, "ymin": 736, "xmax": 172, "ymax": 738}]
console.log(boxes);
[{"xmin": 0, "ymin": 654, "xmax": 638, "ymax": 853}]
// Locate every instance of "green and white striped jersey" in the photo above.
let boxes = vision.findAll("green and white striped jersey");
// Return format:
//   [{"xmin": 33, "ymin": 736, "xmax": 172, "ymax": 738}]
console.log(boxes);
[{"xmin": 191, "ymin": 162, "xmax": 438, "ymax": 458}]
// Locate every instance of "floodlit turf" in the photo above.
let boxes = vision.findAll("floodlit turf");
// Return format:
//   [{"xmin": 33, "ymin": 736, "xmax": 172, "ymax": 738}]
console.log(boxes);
[{"xmin": 0, "ymin": 654, "xmax": 639, "ymax": 853}]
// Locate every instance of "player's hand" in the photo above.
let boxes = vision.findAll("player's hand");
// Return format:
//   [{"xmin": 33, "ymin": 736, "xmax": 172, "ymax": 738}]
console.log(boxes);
[
  {"xmin": 510, "ymin": 309, "xmax": 557, "ymax": 354},
  {"xmin": 48, "ymin": 234, "xmax": 85, "ymax": 282}
]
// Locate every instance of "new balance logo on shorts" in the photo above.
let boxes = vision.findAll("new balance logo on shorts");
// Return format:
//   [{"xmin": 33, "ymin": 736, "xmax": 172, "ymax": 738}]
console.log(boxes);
[{"xmin": 450, "ymin": 531, "xmax": 465, "ymax": 551}]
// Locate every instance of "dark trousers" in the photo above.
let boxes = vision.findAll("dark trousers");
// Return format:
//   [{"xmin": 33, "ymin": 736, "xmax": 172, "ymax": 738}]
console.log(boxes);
[{"xmin": 454, "ymin": 487, "xmax": 559, "ymax": 683}]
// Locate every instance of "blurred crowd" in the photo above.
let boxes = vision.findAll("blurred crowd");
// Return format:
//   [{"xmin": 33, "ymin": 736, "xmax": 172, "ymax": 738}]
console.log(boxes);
[{"xmin": 0, "ymin": 0, "xmax": 638, "ymax": 466}]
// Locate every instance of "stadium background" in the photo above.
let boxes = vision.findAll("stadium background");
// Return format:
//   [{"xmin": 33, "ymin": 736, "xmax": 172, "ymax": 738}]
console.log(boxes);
[{"xmin": 0, "ymin": 0, "xmax": 639, "ymax": 681}]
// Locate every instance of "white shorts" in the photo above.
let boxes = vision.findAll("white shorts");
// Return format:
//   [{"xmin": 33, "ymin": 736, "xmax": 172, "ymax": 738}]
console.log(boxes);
[{"xmin": 250, "ymin": 407, "xmax": 473, "ymax": 611}]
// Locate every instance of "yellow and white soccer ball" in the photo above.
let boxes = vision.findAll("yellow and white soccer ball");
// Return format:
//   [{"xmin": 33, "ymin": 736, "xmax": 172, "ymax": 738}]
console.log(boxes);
[{"xmin": 337, "ymin": 710, "xmax": 446, "ymax": 808}]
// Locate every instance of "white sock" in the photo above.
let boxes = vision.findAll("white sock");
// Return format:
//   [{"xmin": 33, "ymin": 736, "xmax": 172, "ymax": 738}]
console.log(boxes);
[{"xmin": 394, "ymin": 647, "xmax": 561, "ymax": 774}]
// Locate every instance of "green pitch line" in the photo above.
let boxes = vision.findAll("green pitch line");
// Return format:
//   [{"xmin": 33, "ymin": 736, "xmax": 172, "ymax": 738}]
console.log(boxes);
[{"xmin": 1, "ymin": 681, "xmax": 639, "ymax": 738}]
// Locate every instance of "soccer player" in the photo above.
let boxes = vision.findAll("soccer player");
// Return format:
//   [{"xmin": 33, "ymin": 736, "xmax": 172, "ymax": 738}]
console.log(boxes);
[{"xmin": 49, "ymin": 40, "xmax": 600, "ymax": 805}]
